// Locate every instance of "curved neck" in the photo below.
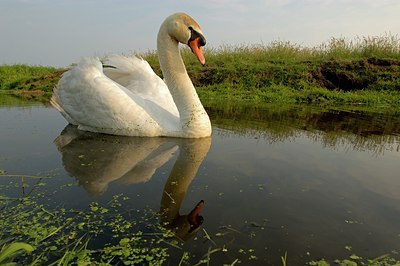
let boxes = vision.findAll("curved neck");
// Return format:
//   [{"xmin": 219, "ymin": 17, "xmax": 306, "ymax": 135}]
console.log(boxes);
[
  {"xmin": 160, "ymin": 138, "xmax": 211, "ymax": 223},
  {"xmin": 157, "ymin": 23, "xmax": 211, "ymax": 137}
]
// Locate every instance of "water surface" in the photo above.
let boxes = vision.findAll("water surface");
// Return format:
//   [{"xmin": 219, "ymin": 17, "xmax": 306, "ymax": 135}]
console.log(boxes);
[{"xmin": 1, "ymin": 102, "xmax": 399, "ymax": 265}]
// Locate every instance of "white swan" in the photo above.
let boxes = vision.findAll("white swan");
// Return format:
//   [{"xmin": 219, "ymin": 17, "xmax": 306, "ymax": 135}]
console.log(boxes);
[{"xmin": 51, "ymin": 13, "xmax": 211, "ymax": 138}]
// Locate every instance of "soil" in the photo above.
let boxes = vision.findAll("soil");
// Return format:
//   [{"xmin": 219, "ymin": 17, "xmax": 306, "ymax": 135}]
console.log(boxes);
[{"xmin": 313, "ymin": 58, "xmax": 400, "ymax": 91}]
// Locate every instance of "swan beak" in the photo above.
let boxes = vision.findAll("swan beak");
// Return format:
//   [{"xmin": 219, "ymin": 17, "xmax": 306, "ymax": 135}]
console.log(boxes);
[
  {"xmin": 189, "ymin": 37, "xmax": 206, "ymax": 65},
  {"xmin": 187, "ymin": 200, "xmax": 204, "ymax": 232}
]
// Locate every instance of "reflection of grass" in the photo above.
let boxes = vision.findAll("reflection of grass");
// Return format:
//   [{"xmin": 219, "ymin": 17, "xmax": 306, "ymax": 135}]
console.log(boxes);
[
  {"xmin": 1, "ymin": 34, "xmax": 400, "ymax": 106},
  {"xmin": 206, "ymin": 102, "xmax": 400, "ymax": 156},
  {"xmin": 0, "ymin": 92, "xmax": 43, "ymax": 106}
]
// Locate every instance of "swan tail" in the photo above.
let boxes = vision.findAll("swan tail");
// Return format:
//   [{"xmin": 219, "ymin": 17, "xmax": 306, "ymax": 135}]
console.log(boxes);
[
  {"xmin": 51, "ymin": 57, "xmax": 104, "ymax": 125},
  {"xmin": 50, "ymin": 93, "xmax": 61, "ymax": 112},
  {"xmin": 50, "ymin": 90, "xmax": 77, "ymax": 125}
]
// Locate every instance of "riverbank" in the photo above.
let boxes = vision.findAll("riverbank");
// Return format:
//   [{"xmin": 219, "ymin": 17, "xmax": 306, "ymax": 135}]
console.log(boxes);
[{"xmin": 1, "ymin": 35, "xmax": 399, "ymax": 106}]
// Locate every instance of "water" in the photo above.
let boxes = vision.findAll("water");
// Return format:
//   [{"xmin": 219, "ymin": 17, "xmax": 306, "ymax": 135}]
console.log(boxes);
[{"xmin": 1, "ymin": 102, "xmax": 400, "ymax": 265}]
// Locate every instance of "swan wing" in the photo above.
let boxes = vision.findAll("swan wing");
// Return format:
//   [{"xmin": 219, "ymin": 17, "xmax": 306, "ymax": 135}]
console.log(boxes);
[
  {"xmin": 103, "ymin": 55, "xmax": 179, "ymax": 117},
  {"xmin": 52, "ymin": 57, "xmax": 177, "ymax": 136}
]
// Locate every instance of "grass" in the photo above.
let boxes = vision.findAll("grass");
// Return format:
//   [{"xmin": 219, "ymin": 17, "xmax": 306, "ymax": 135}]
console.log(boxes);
[
  {"xmin": 0, "ymin": 34, "xmax": 399, "ymax": 106},
  {"xmin": 169, "ymin": 34, "xmax": 400, "ymax": 106},
  {"xmin": 0, "ymin": 242, "xmax": 34, "ymax": 264},
  {"xmin": 0, "ymin": 64, "xmax": 62, "ymax": 102}
]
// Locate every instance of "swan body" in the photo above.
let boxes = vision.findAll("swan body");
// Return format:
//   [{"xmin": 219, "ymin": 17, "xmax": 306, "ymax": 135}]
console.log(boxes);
[{"xmin": 51, "ymin": 13, "xmax": 211, "ymax": 138}]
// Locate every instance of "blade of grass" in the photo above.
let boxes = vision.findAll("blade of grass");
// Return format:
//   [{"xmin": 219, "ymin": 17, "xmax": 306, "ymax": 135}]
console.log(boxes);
[
  {"xmin": 202, "ymin": 228, "xmax": 217, "ymax": 246},
  {"xmin": 0, "ymin": 242, "xmax": 34, "ymax": 263},
  {"xmin": 281, "ymin": 251, "xmax": 288, "ymax": 266}
]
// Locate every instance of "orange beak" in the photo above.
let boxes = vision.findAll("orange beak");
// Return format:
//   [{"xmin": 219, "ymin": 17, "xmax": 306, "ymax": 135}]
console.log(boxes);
[
  {"xmin": 189, "ymin": 38, "xmax": 206, "ymax": 65},
  {"xmin": 187, "ymin": 200, "xmax": 204, "ymax": 231}
]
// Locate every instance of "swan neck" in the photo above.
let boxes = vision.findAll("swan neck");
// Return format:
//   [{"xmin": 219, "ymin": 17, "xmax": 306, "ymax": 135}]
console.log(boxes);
[
  {"xmin": 157, "ymin": 26, "xmax": 194, "ymax": 100},
  {"xmin": 157, "ymin": 22, "xmax": 211, "ymax": 137},
  {"xmin": 157, "ymin": 31, "xmax": 186, "ymax": 82},
  {"xmin": 160, "ymin": 138, "xmax": 211, "ymax": 221}
]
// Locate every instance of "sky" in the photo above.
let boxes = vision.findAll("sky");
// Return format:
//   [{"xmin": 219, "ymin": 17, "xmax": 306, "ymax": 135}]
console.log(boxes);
[{"xmin": 0, "ymin": 0, "xmax": 399, "ymax": 67}]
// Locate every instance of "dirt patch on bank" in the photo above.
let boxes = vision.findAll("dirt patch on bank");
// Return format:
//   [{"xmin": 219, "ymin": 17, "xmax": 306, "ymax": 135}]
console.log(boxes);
[{"xmin": 312, "ymin": 58, "xmax": 400, "ymax": 91}]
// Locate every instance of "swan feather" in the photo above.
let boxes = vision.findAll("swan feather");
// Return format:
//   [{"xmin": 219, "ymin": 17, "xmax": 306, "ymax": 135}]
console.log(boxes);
[{"xmin": 52, "ymin": 56, "xmax": 179, "ymax": 136}]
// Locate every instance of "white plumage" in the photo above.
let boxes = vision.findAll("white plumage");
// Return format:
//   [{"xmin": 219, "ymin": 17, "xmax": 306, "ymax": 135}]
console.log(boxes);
[{"xmin": 51, "ymin": 13, "xmax": 211, "ymax": 138}]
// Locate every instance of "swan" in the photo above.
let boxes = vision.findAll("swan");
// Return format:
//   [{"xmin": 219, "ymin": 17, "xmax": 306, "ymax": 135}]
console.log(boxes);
[{"xmin": 51, "ymin": 13, "xmax": 211, "ymax": 138}]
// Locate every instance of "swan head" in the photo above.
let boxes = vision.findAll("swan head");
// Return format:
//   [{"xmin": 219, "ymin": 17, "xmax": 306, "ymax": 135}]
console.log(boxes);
[{"xmin": 165, "ymin": 13, "xmax": 207, "ymax": 65}]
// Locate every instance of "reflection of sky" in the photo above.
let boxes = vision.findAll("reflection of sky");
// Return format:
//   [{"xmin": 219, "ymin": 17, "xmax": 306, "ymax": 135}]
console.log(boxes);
[
  {"xmin": 209, "ymin": 128, "xmax": 400, "ymax": 200},
  {"xmin": 202, "ymin": 128, "xmax": 400, "ymax": 261},
  {"xmin": 0, "ymin": 105, "xmax": 65, "ymax": 173},
  {"xmin": 1, "ymin": 105, "xmax": 400, "ymax": 264}
]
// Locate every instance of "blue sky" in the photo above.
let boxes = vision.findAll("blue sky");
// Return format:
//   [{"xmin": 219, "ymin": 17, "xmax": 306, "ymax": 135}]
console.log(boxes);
[{"xmin": 1, "ymin": 0, "xmax": 399, "ymax": 67}]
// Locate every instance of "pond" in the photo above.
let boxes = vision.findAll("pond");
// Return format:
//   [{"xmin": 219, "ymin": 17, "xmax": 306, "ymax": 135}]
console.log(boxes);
[{"xmin": 1, "ymin": 100, "xmax": 400, "ymax": 265}]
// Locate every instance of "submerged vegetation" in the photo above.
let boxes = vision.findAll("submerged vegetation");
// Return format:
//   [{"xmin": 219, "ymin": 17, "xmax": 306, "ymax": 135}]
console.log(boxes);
[
  {"xmin": 1, "ymin": 174, "xmax": 399, "ymax": 265},
  {"xmin": 1, "ymin": 34, "xmax": 400, "ymax": 105},
  {"xmin": 0, "ymin": 183, "xmax": 172, "ymax": 265}
]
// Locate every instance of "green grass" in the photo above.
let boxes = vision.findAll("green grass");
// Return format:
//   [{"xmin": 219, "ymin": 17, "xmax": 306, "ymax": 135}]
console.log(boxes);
[
  {"xmin": 109, "ymin": 34, "xmax": 400, "ymax": 106},
  {"xmin": 0, "ymin": 64, "xmax": 62, "ymax": 101},
  {"xmin": 1, "ymin": 34, "xmax": 400, "ymax": 106}
]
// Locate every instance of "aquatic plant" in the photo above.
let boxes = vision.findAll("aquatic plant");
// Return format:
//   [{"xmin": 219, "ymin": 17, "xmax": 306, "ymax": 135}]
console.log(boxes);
[
  {"xmin": 1, "ymin": 172, "xmax": 399, "ymax": 265},
  {"xmin": 0, "ymin": 177, "xmax": 173, "ymax": 265}
]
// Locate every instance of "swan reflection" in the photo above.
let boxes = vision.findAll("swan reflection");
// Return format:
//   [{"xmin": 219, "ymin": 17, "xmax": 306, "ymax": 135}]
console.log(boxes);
[{"xmin": 54, "ymin": 125, "xmax": 211, "ymax": 241}]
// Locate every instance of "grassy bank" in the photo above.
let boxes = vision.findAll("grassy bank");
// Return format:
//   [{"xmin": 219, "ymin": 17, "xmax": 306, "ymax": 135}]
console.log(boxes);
[
  {"xmin": 0, "ymin": 65, "xmax": 62, "ymax": 101},
  {"xmin": 1, "ymin": 34, "xmax": 400, "ymax": 106}
]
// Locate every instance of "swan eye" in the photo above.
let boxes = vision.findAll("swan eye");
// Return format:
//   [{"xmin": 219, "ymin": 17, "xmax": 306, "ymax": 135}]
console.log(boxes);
[{"xmin": 188, "ymin": 27, "xmax": 206, "ymax": 47}]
